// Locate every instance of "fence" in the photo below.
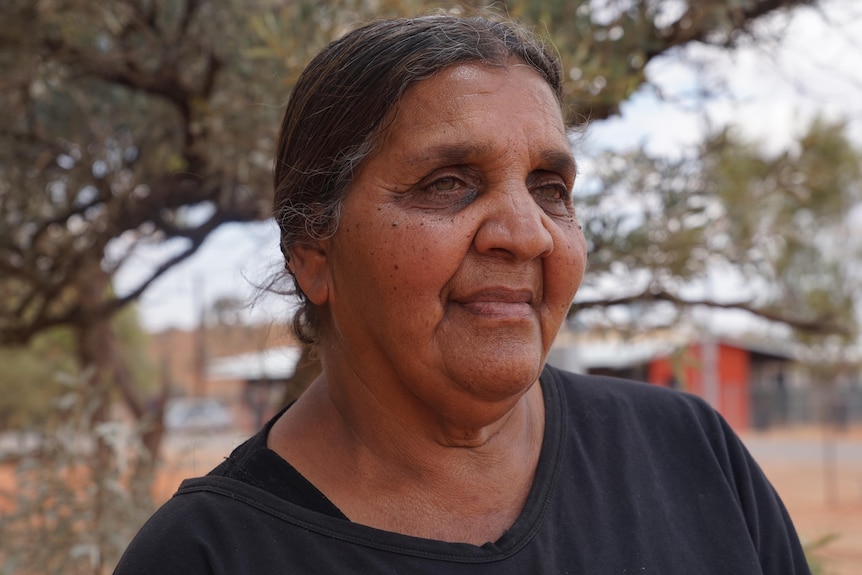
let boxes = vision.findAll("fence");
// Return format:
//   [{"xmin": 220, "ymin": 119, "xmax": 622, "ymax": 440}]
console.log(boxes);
[{"xmin": 751, "ymin": 384, "xmax": 862, "ymax": 430}]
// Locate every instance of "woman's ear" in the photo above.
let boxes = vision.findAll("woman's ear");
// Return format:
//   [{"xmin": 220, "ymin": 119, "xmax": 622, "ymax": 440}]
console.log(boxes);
[{"xmin": 287, "ymin": 241, "xmax": 330, "ymax": 305}]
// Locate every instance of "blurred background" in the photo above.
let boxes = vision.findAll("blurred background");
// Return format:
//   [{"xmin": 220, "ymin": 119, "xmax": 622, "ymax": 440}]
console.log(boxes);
[{"xmin": 1, "ymin": 0, "xmax": 861, "ymax": 573}]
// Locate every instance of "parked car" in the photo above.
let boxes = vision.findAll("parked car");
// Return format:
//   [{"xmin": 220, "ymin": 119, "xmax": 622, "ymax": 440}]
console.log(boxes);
[{"xmin": 164, "ymin": 398, "xmax": 234, "ymax": 432}]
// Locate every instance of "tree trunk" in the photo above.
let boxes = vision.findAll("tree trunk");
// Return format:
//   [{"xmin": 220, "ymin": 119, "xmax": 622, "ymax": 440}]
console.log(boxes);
[{"xmin": 73, "ymin": 262, "xmax": 164, "ymax": 573}]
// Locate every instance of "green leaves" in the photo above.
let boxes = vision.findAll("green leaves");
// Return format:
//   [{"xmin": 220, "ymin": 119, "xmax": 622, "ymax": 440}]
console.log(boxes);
[{"xmin": 577, "ymin": 118, "xmax": 860, "ymax": 339}]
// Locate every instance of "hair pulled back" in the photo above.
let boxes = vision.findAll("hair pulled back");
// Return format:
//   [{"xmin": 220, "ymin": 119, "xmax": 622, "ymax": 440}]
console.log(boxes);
[{"xmin": 273, "ymin": 14, "xmax": 564, "ymax": 344}]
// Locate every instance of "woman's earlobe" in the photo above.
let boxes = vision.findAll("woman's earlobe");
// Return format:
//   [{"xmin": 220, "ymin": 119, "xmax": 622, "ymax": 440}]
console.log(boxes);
[{"xmin": 287, "ymin": 242, "xmax": 330, "ymax": 305}]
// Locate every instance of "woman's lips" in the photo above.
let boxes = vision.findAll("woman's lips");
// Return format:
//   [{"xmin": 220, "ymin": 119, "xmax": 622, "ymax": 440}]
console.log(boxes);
[{"xmin": 453, "ymin": 288, "xmax": 535, "ymax": 319}]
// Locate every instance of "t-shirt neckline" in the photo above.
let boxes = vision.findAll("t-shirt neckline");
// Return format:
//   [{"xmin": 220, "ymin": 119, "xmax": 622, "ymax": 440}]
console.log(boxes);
[{"xmin": 178, "ymin": 366, "xmax": 566, "ymax": 562}]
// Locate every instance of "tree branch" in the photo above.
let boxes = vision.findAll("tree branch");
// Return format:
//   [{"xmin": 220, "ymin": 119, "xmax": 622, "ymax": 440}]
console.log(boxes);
[
  {"xmin": 109, "ymin": 209, "xmax": 255, "ymax": 313},
  {"xmin": 571, "ymin": 286, "xmax": 851, "ymax": 336},
  {"xmin": 647, "ymin": 0, "xmax": 815, "ymax": 60}
]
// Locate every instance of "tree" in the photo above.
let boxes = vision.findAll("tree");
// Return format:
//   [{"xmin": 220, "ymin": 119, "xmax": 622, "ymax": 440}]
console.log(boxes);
[
  {"xmin": 0, "ymin": 0, "xmax": 851, "ymax": 448},
  {"xmin": 1, "ymin": 0, "xmax": 849, "ymax": 436},
  {"xmin": 0, "ymin": 0, "xmax": 828, "ymax": 424},
  {"xmin": 0, "ymin": 365, "xmax": 157, "ymax": 575},
  {"xmin": 497, "ymin": 0, "xmax": 815, "ymax": 122},
  {"xmin": 0, "ymin": 3, "xmax": 289, "ymax": 571},
  {"xmin": 572, "ymin": 118, "xmax": 861, "ymax": 341}
]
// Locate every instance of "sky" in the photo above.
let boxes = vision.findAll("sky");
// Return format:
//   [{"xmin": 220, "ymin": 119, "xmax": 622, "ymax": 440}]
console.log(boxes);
[{"xmin": 114, "ymin": 0, "xmax": 862, "ymax": 333}]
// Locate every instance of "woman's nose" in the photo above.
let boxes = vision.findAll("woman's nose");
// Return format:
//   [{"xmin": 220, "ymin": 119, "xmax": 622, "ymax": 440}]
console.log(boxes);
[{"xmin": 472, "ymin": 186, "xmax": 554, "ymax": 261}]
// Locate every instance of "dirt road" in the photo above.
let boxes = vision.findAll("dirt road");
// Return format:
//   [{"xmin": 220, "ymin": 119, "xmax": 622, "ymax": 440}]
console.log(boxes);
[{"xmin": 742, "ymin": 426, "xmax": 862, "ymax": 575}]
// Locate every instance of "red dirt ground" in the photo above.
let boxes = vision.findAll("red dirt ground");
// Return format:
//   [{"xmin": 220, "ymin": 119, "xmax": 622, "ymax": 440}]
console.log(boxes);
[{"xmin": 741, "ymin": 426, "xmax": 862, "ymax": 575}]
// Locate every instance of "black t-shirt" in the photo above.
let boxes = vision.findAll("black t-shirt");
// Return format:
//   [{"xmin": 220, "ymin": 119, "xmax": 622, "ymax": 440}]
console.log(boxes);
[{"xmin": 114, "ymin": 366, "xmax": 811, "ymax": 574}]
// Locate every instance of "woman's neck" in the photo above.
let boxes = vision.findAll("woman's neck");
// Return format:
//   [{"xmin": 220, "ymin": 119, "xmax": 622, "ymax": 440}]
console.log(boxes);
[{"xmin": 267, "ymin": 371, "xmax": 545, "ymax": 544}]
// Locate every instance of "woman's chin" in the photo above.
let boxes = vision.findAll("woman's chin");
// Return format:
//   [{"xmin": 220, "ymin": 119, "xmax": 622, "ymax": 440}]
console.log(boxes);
[{"xmin": 443, "ymin": 353, "xmax": 544, "ymax": 404}]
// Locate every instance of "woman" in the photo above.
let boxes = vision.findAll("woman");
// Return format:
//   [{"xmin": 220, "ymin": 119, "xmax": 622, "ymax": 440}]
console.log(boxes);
[{"xmin": 116, "ymin": 14, "xmax": 810, "ymax": 574}]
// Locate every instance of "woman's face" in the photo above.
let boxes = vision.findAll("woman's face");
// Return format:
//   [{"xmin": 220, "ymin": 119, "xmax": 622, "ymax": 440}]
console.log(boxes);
[{"xmin": 311, "ymin": 63, "xmax": 587, "ymax": 425}]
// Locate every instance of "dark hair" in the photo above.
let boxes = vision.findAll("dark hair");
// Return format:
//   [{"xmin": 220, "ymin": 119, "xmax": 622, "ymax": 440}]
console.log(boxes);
[{"xmin": 273, "ymin": 14, "xmax": 564, "ymax": 345}]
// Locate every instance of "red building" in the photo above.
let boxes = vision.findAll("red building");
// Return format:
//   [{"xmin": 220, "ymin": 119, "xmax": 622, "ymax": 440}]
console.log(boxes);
[
  {"xmin": 550, "ymin": 336, "xmax": 796, "ymax": 431},
  {"xmin": 645, "ymin": 340, "xmax": 793, "ymax": 430}
]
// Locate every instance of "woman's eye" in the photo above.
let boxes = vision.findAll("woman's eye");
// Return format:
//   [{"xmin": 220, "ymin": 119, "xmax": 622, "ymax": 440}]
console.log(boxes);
[
  {"xmin": 535, "ymin": 184, "xmax": 565, "ymax": 201},
  {"xmin": 408, "ymin": 172, "xmax": 478, "ymax": 211},
  {"xmin": 531, "ymin": 182, "xmax": 570, "ymax": 216},
  {"xmin": 429, "ymin": 177, "xmax": 459, "ymax": 192}
]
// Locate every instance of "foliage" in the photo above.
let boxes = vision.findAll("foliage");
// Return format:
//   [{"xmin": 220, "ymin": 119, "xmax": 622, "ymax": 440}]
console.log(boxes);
[
  {"xmin": 0, "ymin": 306, "xmax": 154, "ymax": 430},
  {"xmin": 0, "ymin": 0, "xmax": 824, "ymax": 350},
  {"xmin": 0, "ymin": 373, "xmax": 155, "ymax": 575},
  {"xmin": 573, "ymin": 118, "xmax": 862, "ymax": 340},
  {"xmin": 804, "ymin": 533, "xmax": 840, "ymax": 575},
  {"xmin": 503, "ymin": 0, "xmax": 815, "ymax": 122},
  {"xmin": 0, "ymin": 328, "xmax": 75, "ymax": 429},
  {"xmin": 0, "ymin": 0, "xmax": 278, "ymax": 346}
]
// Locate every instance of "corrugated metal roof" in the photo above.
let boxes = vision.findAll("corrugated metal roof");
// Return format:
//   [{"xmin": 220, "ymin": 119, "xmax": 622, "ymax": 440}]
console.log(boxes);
[
  {"xmin": 207, "ymin": 346, "xmax": 302, "ymax": 381},
  {"xmin": 557, "ymin": 340, "xmax": 678, "ymax": 370},
  {"xmin": 550, "ymin": 331, "xmax": 798, "ymax": 372}
]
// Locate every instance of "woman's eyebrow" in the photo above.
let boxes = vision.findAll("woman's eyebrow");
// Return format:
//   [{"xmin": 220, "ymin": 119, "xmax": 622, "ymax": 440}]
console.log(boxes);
[
  {"xmin": 408, "ymin": 142, "xmax": 495, "ymax": 167},
  {"xmin": 537, "ymin": 150, "xmax": 577, "ymax": 180},
  {"xmin": 408, "ymin": 143, "xmax": 576, "ymax": 178}
]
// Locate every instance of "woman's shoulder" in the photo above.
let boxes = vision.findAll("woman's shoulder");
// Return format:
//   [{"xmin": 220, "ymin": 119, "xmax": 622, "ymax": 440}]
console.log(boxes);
[
  {"xmin": 114, "ymin": 474, "xmax": 310, "ymax": 574},
  {"xmin": 542, "ymin": 364, "xmax": 736, "ymax": 461},
  {"xmin": 113, "ymin": 483, "xmax": 233, "ymax": 574},
  {"xmin": 544, "ymin": 364, "xmax": 718, "ymax": 421}
]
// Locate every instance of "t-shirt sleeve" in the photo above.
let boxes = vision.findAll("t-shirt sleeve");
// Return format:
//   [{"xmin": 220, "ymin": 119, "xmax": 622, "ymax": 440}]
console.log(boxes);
[
  {"xmin": 113, "ymin": 495, "xmax": 217, "ymax": 575},
  {"xmin": 696, "ymin": 398, "xmax": 811, "ymax": 575}
]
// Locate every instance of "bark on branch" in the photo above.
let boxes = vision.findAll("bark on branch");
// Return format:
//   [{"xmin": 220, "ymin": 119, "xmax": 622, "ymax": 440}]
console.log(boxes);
[{"xmin": 571, "ymin": 286, "xmax": 850, "ymax": 337}]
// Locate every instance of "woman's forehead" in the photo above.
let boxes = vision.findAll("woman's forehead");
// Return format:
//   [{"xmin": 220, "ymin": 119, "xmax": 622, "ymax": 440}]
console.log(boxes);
[{"xmin": 377, "ymin": 63, "xmax": 570, "ymax": 163}]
